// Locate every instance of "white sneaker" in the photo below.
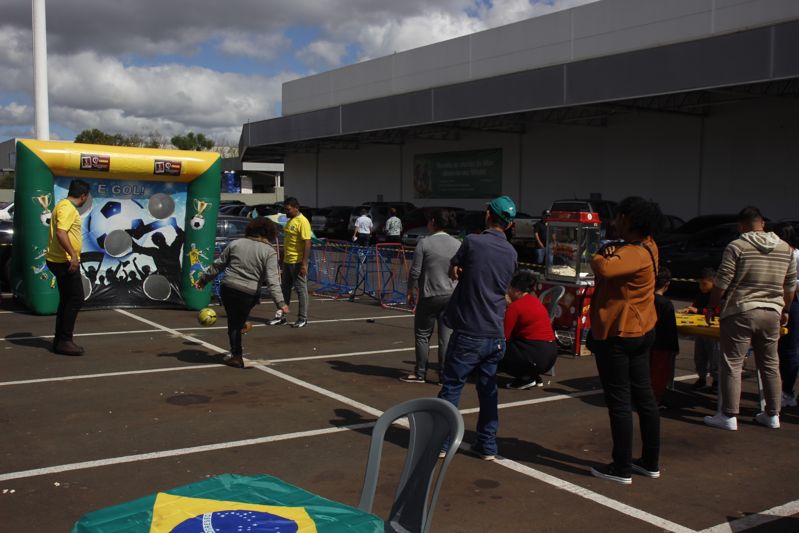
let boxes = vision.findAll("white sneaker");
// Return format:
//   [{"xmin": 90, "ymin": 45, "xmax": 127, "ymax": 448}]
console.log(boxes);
[
  {"xmin": 754, "ymin": 412, "xmax": 780, "ymax": 429},
  {"xmin": 782, "ymin": 392, "xmax": 798, "ymax": 408},
  {"xmin": 704, "ymin": 412, "xmax": 738, "ymax": 431}
]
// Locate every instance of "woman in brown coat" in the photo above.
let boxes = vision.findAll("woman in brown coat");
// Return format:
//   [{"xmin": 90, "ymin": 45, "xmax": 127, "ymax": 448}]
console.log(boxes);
[{"xmin": 588, "ymin": 197, "xmax": 663, "ymax": 485}]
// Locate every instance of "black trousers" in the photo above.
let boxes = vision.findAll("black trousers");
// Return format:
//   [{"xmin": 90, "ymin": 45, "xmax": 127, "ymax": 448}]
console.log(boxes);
[
  {"xmin": 47, "ymin": 261, "xmax": 84, "ymax": 343},
  {"xmin": 221, "ymin": 285, "xmax": 259, "ymax": 356},
  {"xmin": 499, "ymin": 339, "xmax": 558, "ymax": 380},
  {"xmin": 590, "ymin": 330, "xmax": 659, "ymax": 475}
]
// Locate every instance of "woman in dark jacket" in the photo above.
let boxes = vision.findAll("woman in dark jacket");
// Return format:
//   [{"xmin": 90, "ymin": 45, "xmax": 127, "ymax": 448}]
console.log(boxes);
[
  {"xmin": 196, "ymin": 218, "xmax": 288, "ymax": 368},
  {"xmin": 588, "ymin": 197, "xmax": 662, "ymax": 485}
]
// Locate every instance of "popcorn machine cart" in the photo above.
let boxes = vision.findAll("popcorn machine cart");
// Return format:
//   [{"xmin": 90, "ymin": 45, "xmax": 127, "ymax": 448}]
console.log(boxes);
[{"xmin": 535, "ymin": 210, "xmax": 602, "ymax": 355}]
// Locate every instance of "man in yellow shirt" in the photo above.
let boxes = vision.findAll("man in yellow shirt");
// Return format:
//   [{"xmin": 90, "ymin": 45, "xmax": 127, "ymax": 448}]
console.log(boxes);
[
  {"xmin": 269, "ymin": 197, "xmax": 312, "ymax": 328},
  {"xmin": 46, "ymin": 179, "xmax": 90, "ymax": 356}
]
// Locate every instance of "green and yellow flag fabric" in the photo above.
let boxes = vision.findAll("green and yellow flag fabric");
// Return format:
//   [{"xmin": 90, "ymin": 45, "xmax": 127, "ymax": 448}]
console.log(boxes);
[{"xmin": 71, "ymin": 474, "xmax": 384, "ymax": 533}]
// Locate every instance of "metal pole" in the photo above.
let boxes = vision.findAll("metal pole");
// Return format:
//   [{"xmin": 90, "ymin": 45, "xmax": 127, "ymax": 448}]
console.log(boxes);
[{"xmin": 32, "ymin": 0, "xmax": 50, "ymax": 140}]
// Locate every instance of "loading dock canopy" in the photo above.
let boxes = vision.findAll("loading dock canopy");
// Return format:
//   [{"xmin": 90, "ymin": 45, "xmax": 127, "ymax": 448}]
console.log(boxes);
[{"xmin": 240, "ymin": 20, "xmax": 799, "ymax": 163}]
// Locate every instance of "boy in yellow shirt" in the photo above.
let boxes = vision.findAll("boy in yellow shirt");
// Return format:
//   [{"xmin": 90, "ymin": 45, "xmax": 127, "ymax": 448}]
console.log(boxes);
[{"xmin": 46, "ymin": 179, "xmax": 90, "ymax": 356}]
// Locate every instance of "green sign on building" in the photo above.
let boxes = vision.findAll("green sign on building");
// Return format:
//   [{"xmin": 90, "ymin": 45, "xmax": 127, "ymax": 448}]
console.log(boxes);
[{"xmin": 413, "ymin": 148, "xmax": 502, "ymax": 199}]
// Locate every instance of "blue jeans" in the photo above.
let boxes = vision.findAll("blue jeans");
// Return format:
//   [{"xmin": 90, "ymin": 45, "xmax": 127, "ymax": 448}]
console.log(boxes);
[{"xmin": 438, "ymin": 331, "xmax": 505, "ymax": 455}]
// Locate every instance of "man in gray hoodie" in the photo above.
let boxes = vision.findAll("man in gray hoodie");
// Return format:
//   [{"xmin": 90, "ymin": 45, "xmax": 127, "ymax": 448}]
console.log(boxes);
[{"xmin": 704, "ymin": 207, "xmax": 797, "ymax": 431}]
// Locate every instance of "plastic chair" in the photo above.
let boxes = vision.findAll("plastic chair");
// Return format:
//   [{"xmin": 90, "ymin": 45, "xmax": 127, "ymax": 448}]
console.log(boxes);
[
  {"xmin": 538, "ymin": 285, "xmax": 565, "ymax": 322},
  {"xmin": 538, "ymin": 285, "xmax": 565, "ymax": 378},
  {"xmin": 359, "ymin": 398, "xmax": 464, "ymax": 533}
]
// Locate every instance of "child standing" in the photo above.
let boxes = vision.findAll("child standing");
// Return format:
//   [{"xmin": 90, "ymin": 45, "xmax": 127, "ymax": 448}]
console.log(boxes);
[
  {"xmin": 651, "ymin": 267, "xmax": 679, "ymax": 405},
  {"xmin": 680, "ymin": 267, "xmax": 719, "ymax": 390}
]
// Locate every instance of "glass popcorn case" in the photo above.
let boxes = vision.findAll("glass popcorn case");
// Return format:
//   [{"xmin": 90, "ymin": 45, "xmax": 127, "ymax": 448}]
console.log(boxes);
[{"xmin": 545, "ymin": 211, "xmax": 602, "ymax": 285}]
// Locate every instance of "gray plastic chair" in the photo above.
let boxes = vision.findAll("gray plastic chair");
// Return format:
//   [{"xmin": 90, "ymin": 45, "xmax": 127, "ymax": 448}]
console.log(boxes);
[
  {"xmin": 538, "ymin": 285, "xmax": 566, "ymax": 377},
  {"xmin": 359, "ymin": 398, "xmax": 464, "ymax": 533},
  {"xmin": 538, "ymin": 285, "xmax": 566, "ymax": 322}
]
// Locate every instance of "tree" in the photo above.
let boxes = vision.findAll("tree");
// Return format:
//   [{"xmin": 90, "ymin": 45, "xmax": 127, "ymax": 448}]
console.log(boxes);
[
  {"xmin": 170, "ymin": 132, "xmax": 214, "ymax": 151},
  {"xmin": 75, "ymin": 128, "xmax": 118, "ymax": 145}
]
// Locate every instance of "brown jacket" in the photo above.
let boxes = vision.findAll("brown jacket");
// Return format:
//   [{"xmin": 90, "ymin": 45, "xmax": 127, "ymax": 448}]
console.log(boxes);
[{"xmin": 590, "ymin": 237, "xmax": 658, "ymax": 340}]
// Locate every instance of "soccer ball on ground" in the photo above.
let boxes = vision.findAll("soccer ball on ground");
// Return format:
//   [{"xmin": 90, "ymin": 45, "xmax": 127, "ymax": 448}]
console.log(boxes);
[{"xmin": 198, "ymin": 307, "xmax": 217, "ymax": 327}]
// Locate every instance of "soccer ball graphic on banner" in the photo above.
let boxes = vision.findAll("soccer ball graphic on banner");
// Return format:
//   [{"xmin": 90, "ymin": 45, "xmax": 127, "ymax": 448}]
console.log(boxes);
[{"xmin": 88, "ymin": 199, "xmax": 145, "ymax": 252}]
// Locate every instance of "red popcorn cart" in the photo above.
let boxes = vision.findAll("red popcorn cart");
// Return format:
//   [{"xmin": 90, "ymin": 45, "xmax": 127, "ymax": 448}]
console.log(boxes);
[{"xmin": 536, "ymin": 209, "xmax": 602, "ymax": 356}]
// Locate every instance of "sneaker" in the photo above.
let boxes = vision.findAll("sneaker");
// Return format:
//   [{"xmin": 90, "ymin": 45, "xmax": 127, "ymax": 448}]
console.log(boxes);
[
  {"xmin": 704, "ymin": 412, "xmax": 738, "ymax": 431},
  {"xmin": 268, "ymin": 316, "xmax": 287, "ymax": 326},
  {"xmin": 754, "ymin": 411, "xmax": 780, "ymax": 429},
  {"xmin": 631, "ymin": 459, "xmax": 660, "ymax": 478},
  {"xmin": 438, "ymin": 450, "xmax": 447, "ymax": 459},
  {"xmin": 782, "ymin": 392, "xmax": 798, "ymax": 408},
  {"xmin": 399, "ymin": 374, "xmax": 426, "ymax": 383},
  {"xmin": 222, "ymin": 354, "xmax": 244, "ymax": 368},
  {"xmin": 241, "ymin": 321, "xmax": 253, "ymax": 334},
  {"xmin": 590, "ymin": 463, "xmax": 632, "ymax": 485},
  {"xmin": 505, "ymin": 378, "xmax": 538, "ymax": 390},
  {"xmin": 54, "ymin": 340, "xmax": 84, "ymax": 356},
  {"xmin": 691, "ymin": 377, "xmax": 708, "ymax": 390},
  {"xmin": 469, "ymin": 443, "xmax": 496, "ymax": 461},
  {"xmin": 291, "ymin": 319, "xmax": 308, "ymax": 328}
]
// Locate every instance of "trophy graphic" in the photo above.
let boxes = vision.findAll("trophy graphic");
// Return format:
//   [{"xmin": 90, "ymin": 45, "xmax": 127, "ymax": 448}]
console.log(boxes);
[
  {"xmin": 33, "ymin": 193, "xmax": 53, "ymax": 226},
  {"xmin": 190, "ymin": 199, "xmax": 210, "ymax": 230}
]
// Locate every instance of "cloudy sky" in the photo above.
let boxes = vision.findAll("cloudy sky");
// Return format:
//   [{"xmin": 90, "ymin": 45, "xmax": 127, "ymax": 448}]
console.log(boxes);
[{"xmin": 0, "ymin": 0, "xmax": 595, "ymax": 145}]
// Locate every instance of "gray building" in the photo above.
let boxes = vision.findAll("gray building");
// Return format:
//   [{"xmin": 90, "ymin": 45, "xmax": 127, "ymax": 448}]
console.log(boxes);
[{"xmin": 239, "ymin": 0, "xmax": 799, "ymax": 220}]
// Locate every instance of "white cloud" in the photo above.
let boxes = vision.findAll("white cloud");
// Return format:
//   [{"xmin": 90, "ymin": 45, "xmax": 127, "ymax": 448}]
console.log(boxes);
[
  {"xmin": 217, "ymin": 32, "xmax": 291, "ymax": 61},
  {"xmin": 296, "ymin": 40, "xmax": 348, "ymax": 68},
  {"xmin": 0, "ymin": 102, "xmax": 32, "ymax": 126}
]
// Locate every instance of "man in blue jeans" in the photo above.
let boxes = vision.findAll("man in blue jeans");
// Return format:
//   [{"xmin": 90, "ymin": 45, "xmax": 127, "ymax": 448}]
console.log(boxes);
[{"xmin": 438, "ymin": 196, "xmax": 518, "ymax": 460}]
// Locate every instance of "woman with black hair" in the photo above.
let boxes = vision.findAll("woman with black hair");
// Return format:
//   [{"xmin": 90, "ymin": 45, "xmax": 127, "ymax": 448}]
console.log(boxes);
[
  {"xmin": 196, "ymin": 218, "xmax": 289, "ymax": 368},
  {"xmin": 587, "ymin": 196, "xmax": 662, "ymax": 485},
  {"xmin": 402, "ymin": 208, "xmax": 462, "ymax": 383},
  {"xmin": 776, "ymin": 223, "xmax": 799, "ymax": 407},
  {"xmin": 500, "ymin": 270, "xmax": 557, "ymax": 390}
]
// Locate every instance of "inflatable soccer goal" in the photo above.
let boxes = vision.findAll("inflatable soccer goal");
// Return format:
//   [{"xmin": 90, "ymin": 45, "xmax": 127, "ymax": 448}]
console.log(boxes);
[{"xmin": 11, "ymin": 139, "xmax": 221, "ymax": 314}]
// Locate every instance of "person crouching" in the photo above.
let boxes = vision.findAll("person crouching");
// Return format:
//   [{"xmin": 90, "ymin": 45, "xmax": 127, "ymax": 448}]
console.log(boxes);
[{"xmin": 499, "ymin": 270, "xmax": 558, "ymax": 390}]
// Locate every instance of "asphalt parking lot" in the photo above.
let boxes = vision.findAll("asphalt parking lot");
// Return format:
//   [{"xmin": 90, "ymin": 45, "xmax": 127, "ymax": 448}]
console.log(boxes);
[{"xmin": 1, "ymin": 293, "xmax": 798, "ymax": 532}]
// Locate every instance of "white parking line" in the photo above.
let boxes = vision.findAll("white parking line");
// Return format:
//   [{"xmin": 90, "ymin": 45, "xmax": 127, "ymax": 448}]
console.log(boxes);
[
  {"xmin": 0, "ymin": 422, "xmax": 375, "ymax": 482},
  {"xmin": 0, "ymin": 365, "xmax": 221, "ymax": 387},
  {"xmin": 0, "ymin": 314, "xmax": 412, "ymax": 342},
  {"xmin": 699, "ymin": 499, "xmax": 799, "ymax": 532},
  {"xmin": 496, "ymin": 457, "xmax": 695, "ymax": 533}
]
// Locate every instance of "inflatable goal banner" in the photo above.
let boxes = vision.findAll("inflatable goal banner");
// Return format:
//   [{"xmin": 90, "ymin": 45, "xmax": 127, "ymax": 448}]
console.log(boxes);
[{"xmin": 12, "ymin": 139, "xmax": 221, "ymax": 314}]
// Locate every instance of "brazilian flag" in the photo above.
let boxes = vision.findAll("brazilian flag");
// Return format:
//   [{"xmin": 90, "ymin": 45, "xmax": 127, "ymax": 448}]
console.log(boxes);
[{"xmin": 71, "ymin": 474, "xmax": 384, "ymax": 532}]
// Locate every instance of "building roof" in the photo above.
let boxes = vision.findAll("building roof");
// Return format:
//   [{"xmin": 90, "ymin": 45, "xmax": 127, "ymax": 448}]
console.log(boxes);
[{"xmin": 241, "ymin": 0, "xmax": 799, "ymax": 161}]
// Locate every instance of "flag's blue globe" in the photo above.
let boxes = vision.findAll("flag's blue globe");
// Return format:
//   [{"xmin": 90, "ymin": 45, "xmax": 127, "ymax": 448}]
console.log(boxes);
[{"xmin": 171, "ymin": 510, "xmax": 299, "ymax": 533}]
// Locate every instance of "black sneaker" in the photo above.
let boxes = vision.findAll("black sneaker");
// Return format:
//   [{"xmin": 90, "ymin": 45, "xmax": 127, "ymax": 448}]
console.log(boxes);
[
  {"xmin": 590, "ymin": 463, "xmax": 632, "ymax": 485},
  {"xmin": 631, "ymin": 459, "xmax": 660, "ymax": 478},
  {"xmin": 505, "ymin": 378, "xmax": 538, "ymax": 390},
  {"xmin": 691, "ymin": 377, "xmax": 708, "ymax": 390},
  {"xmin": 469, "ymin": 443, "xmax": 496, "ymax": 461},
  {"xmin": 399, "ymin": 374, "xmax": 426, "ymax": 383},
  {"xmin": 268, "ymin": 316, "xmax": 287, "ymax": 326},
  {"xmin": 291, "ymin": 319, "xmax": 308, "ymax": 328}
]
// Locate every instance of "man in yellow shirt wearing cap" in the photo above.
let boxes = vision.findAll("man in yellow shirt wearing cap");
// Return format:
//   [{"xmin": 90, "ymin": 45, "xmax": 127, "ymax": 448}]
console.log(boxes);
[{"xmin": 46, "ymin": 179, "xmax": 90, "ymax": 356}]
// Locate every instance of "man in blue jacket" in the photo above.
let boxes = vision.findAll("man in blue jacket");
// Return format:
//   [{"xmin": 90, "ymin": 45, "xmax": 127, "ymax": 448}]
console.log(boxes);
[{"xmin": 438, "ymin": 196, "xmax": 518, "ymax": 460}]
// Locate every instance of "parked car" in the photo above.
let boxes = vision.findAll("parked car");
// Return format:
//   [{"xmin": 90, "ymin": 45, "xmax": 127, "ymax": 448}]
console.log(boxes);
[
  {"xmin": 0, "ymin": 219, "xmax": 12, "ymax": 290},
  {"xmin": 347, "ymin": 202, "xmax": 416, "ymax": 241},
  {"xmin": 659, "ymin": 223, "xmax": 740, "ymax": 281},
  {"xmin": 509, "ymin": 212, "xmax": 539, "ymax": 247},
  {"xmin": 311, "ymin": 206, "xmax": 352, "ymax": 238},
  {"xmin": 399, "ymin": 206, "xmax": 464, "ymax": 246},
  {"xmin": 214, "ymin": 215, "xmax": 251, "ymax": 257},
  {"xmin": 239, "ymin": 204, "xmax": 282, "ymax": 218},
  {"xmin": 0, "ymin": 202, "xmax": 14, "ymax": 222},
  {"xmin": 549, "ymin": 199, "xmax": 617, "ymax": 238}
]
